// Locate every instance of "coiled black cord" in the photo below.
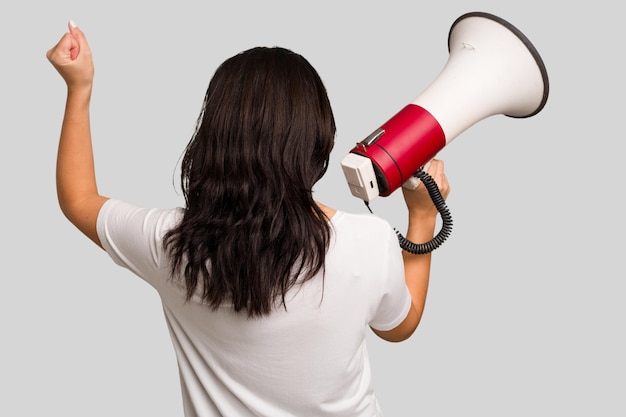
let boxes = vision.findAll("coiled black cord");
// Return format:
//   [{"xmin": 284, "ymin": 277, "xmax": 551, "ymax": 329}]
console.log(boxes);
[{"xmin": 365, "ymin": 168, "xmax": 453, "ymax": 254}]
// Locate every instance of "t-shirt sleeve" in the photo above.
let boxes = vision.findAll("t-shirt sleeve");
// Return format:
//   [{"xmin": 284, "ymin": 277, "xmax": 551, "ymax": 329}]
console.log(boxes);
[
  {"xmin": 96, "ymin": 199, "xmax": 181, "ymax": 285},
  {"xmin": 368, "ymin": 224, "xmax": 412, "ymax": 332}
]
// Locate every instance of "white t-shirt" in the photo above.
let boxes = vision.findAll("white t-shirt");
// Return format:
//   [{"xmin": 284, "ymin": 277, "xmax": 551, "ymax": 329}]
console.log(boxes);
[{"xmin": 97, "ymin": 198, "xmax": 411, "ymax": 417}]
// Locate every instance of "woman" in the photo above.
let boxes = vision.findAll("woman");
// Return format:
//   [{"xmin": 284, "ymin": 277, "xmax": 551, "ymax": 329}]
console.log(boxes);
[{"xmin": 47, "ymin": 21, "xmax": 450, "ymax": 417}]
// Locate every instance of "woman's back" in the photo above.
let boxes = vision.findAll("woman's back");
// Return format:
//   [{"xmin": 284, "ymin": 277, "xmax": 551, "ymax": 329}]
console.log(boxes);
[{"xmin": 97, "ymin": 200, "xmax": 410, "ymax": 416}]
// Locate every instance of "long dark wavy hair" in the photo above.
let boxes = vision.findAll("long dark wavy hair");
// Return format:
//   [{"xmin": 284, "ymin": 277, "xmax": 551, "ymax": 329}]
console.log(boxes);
[{"xmin": 163, "ymin": 47, "xmax": 336, "ymax": 317}]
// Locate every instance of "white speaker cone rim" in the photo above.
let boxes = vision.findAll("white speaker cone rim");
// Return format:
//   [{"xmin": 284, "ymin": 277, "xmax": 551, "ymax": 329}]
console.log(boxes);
[{"xmin": 449, "ymin": 11, "xmax": 550, "ymax": 118}]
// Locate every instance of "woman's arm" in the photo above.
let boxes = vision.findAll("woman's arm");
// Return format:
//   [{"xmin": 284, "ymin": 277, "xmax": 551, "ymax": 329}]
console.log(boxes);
[
  {"xmin": 47, "ymin": 22, "xmax": 108, "ymax": 248},
  {"xmin": 372, "ymin": 159, "xmax": 450, "ymax": 342}
]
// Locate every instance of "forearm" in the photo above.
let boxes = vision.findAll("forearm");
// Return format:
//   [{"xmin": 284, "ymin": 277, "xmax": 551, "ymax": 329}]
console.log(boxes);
[
  {"xmin": 402, "ymin": 214, "xmax": 437, "ymax": 323},
  {"xmin": 57, "ymin": 86, "xmax": 96, "ymax": 213}
]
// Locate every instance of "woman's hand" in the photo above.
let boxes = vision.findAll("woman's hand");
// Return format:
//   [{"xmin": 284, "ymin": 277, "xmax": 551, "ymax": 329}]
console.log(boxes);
[
  {"xmin": 401, "ymin": 159, "xmax": 450, "ymax": 219},
  {"xmin": 46, "ymin": 21, "xmax": 94, "ymax": 89}
]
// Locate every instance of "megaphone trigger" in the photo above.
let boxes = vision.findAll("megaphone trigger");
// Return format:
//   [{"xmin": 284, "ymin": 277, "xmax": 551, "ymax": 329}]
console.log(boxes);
[{"xmin": 402, "ymin": 160, "xmax": 432, "ymax": 190}]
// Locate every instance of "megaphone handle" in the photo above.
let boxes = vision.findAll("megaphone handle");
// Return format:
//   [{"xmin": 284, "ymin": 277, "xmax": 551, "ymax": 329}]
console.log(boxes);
[
  {"xmin": 396, "ymin": 168, "xmax": 453, "ymax": 254},
  {"xmin": 402, "ymin": 160, "xmax": 432, "ymax": 191}
]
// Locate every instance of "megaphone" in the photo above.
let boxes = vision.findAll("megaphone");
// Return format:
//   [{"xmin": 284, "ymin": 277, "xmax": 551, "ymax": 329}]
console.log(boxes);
[{"xmin": 341, "ymin": 11, "xmax": 549, "ymax": 202}]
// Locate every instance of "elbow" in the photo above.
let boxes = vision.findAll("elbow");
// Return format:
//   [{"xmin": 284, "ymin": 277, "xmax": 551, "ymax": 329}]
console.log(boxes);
[
  {"xmin": 372, "ymin": 306, "xmax": 421, "ymax": 343},
  {"xmin": 57, "ymin": 195, "xmax": 82, "ymax": 226}
]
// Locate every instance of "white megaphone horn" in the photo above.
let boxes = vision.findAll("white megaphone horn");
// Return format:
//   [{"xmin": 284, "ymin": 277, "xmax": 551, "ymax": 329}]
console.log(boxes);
[{"xmin": 341, "ymin": 11, "xmax": 549, "ymax": 202}]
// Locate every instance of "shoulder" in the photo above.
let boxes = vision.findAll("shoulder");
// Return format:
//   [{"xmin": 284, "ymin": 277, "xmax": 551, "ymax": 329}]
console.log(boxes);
[
  {"xmin": 328, "ymin": 210, "xmax": 400, "ymax": 262},
  {"xmin": 96, "ymin": 199, "xmax": 185, "ymax": 282},
  {"xmin": 97, "ymin": 199, "xmax": 184, "ymax": 256},
  {"xmin": 331, "ymin": 210, "xmax": 395, "ymax": 235}
]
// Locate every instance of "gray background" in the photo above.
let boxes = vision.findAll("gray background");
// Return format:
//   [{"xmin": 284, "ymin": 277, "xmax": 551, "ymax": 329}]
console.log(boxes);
[{"xmin": 2, "ymin": 0, "xmax": 624, "ymax": 416}]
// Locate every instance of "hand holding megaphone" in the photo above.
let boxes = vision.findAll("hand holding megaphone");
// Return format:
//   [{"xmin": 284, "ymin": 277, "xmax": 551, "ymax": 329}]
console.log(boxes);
[{"xmin": 402, "ymin": 159, "xmax": 449, "ymax": 214}]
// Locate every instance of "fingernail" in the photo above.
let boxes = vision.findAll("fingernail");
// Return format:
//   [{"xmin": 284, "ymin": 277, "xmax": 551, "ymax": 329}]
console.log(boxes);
[{"xmin": 69, "ymin": 19, "xmax": 77, "ymax": 28}]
